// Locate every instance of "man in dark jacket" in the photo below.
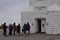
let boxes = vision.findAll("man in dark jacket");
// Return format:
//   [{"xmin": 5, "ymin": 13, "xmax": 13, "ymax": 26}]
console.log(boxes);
[
  {"xmin": 13, "ymin": 22, "xmax": 16, "ymax": 35},
  {"xmin": 22, "ymin": 23, "xmax": 27, "ymax": 34},
  {"xmin": 3, "ymin": 22, "xmax": 7, "ymax": 36},
  {"xmin": 27, "ymin": 22, "xmax": 30, "ymax": 34}
]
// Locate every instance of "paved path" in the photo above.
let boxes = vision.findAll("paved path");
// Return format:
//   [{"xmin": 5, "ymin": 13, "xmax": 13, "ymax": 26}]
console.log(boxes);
[{"xmin": 0, "ymin": 31, "xmax": 60, "ymax": 40}]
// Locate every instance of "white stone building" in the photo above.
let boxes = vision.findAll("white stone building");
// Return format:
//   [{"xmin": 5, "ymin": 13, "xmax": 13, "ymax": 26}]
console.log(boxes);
[{"xmin": 21, "ymin": 0, "xmax": 60, "ymax": 34}]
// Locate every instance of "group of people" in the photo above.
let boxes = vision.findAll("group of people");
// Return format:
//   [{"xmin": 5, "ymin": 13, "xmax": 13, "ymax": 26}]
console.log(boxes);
[
  {"xmin": 2, "ymin": 22, "xmax": 30, "ymax": 36},
  {"xmin": 2, "ymin": 22, "xmax": 20, "ymax": 36},
  {"xmin": 22, "ymin": 22, "xmax": 30, "ymax": 34}
]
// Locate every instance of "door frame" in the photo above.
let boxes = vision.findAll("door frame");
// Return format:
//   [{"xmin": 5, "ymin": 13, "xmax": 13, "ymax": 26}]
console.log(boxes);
[{"xmin": 35, "ymin": 18, "xmax": 46, "ymax": 33}]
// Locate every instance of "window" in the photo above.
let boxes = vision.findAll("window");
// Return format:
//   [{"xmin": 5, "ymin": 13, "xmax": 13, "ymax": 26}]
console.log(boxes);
[{"xmin": 35, "ymin": 6, "xmax": 46, "ymax": 10}]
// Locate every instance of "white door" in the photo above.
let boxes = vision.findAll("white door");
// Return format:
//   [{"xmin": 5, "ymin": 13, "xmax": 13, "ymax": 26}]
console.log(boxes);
[{"xmin": 41, "ymin": 18, "xmax": 46, "ymax": 32}]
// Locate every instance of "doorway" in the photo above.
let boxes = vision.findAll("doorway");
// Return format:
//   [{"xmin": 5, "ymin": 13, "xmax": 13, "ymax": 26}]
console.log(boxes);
[
  {"xmin": 36, "ymin": 18, "xmax": 46, "ymax": 33},
  {"xmin": 37, "ymin": 19, "xmax": 41, "ymax": 33}
]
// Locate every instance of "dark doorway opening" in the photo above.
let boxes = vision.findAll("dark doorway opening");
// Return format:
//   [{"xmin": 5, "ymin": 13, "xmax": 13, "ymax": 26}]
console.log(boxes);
[{"xmin": 37, "ymin": 19, "xmax": 41, "ymax": 33}]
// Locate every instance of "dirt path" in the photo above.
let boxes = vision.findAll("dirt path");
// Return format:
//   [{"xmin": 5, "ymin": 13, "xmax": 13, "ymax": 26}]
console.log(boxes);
[{"xmin": 0, "ymin": 31, "xmax": 60, "ymax": 40}]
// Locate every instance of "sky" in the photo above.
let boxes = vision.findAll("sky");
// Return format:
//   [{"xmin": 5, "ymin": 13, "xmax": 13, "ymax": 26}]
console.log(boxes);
[{"xmin": 0, "ymin": 0, "xmax": 29, "ymax": 25}]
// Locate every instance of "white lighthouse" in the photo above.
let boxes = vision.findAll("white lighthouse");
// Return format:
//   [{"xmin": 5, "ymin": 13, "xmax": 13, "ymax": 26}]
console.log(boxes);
[{"xmin": 21, "ymin": 0, "xmax": 60, "ymax": 34}]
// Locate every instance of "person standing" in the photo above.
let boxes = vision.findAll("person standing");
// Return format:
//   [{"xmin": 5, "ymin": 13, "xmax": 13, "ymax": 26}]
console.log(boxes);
[
  {"xmin": 9, "ymin": 23, "xmax": 13, "ymax": 35},
  {"xmin": 16, "ymin": 23, "xmax": 20, "ymax": 34},
  {"xmin": 13, "ymin": 22, "xmax": 16, "ymax": 35},
  {"xmin": 27, "ymin": 22, "xmax": 30, "ymax": 34},
  {"xmin": 3, "ymin": 22, "xmax": 7, "ymax": 36},
  {"xmin": 22, "ymin": 23, "xmax": 27, "ymax": 34}
]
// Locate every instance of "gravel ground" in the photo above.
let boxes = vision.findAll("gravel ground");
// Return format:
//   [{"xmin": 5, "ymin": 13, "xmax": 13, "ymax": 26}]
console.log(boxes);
[{"xmin": 0, "ymin": 31, "xmax": 60, "ymax": 40}]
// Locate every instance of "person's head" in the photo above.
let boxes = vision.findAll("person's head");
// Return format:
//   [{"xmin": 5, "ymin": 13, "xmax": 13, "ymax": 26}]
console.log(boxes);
[
  {"xmin": 4, "ymin": 22, "xmax": 6, "ymax": 25},
  {"xmin": 13, "ymin": 22, "xmax": 16, "ymax": 25},
  {"xmin": 27, "ymin": 22, "xmax": 29, "ymax": 25}
]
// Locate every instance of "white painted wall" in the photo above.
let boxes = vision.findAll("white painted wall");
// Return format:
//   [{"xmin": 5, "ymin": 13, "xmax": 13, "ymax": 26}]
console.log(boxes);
[
  {"xmin": 46, "ymin": 11, "xmax": 60, "ymax": 34},
  {"xmin": 21, "ymin": 0, "xmax": 60, "ymax": 34},
  {"xmin": 29, "ymin": 0, "xmax": 52, "ymax": 7}
]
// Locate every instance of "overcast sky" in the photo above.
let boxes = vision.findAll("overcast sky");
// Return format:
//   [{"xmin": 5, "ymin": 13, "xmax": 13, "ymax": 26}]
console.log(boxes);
[{"xmin": 0, "ymin": 0, "xmax": 29, "ymax": 25}]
